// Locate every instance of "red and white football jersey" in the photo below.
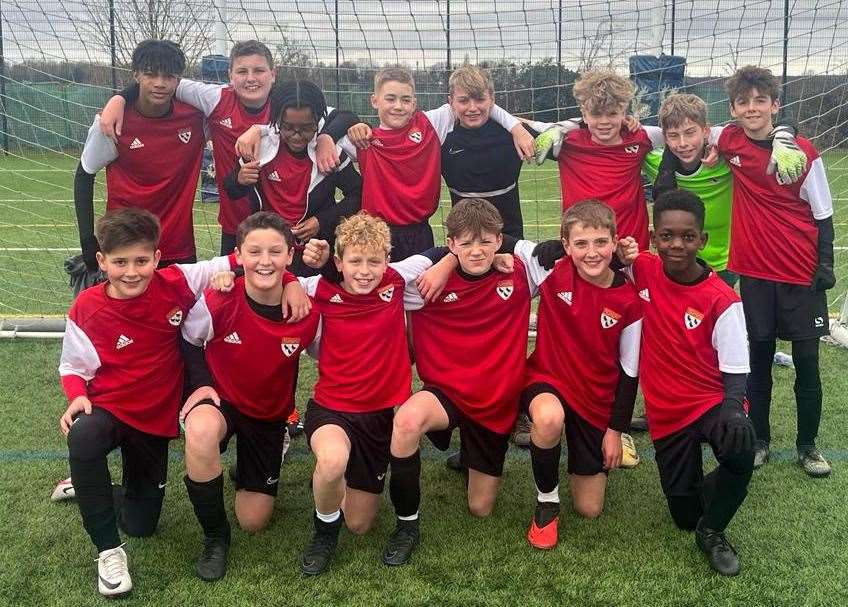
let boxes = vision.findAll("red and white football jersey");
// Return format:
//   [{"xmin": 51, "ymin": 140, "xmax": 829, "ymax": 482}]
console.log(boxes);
[
  {"xmin": 182, "ymin": 276, "xmax": 320, "ymax": 421},
  {"xmin": 81, "ymin": 102, "xmax": 205, "ymax": 260},
  {"xmin": 716, "ymin": 124, "xmax": 833, "ymax": 285},
  {"xmin": 257, "ymin": 145, "xmax": 312, "ymax": 225},
  {"xmin": 525, "ymin": 255, "xmax": 642, "ymax": 431},
  {"xmin": 59, "ymin": 256, "xmax": 236, "ymax": 437},
  {"xmin": 410, "ymin": 261, "xmax": 532, "ymax": 434},
  {"xmin": 558, "ymin": 127, "xmax": 657, "ymax": 250},
  {"xmin": 629, "ymin": 252, "xmax": 749, "ymax": 440}
]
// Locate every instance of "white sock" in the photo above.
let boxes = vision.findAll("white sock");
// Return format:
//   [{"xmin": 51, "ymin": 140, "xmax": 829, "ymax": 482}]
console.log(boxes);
[
  {"xmin": 536, "ymin": 485, "xmax": 560, "ymax": 504},
  {"xmin": 398, "ymin": 512, "xmax": 419, "ymax": 522},
  {"xmin": 316, "ymin": 509, "xmax": 340, "ymax": 523}
]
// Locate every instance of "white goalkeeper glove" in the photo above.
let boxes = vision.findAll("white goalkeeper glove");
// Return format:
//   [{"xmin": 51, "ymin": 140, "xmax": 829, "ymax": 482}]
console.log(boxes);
[
  {"xmin": 533, "ymin": 119, "xmax": 581, "ymax": 165},
  {"xmin": 767, "ymin": 125, "xmax": 808, "ymax": 185}
]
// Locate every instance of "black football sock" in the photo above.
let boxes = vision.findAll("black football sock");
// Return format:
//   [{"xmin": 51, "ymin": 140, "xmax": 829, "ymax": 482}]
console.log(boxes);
[
  {"xmin": 747, "ymin": 340, "xmax": 776, "ymax": 444},
  {"xmin": 389, "ymin": 451, "xmax": 421, "ymax": 518},
  {"xmin": 792, "ymin": 338, "xmax": 822, "ymax": 450},
  {"xmin": 530, "ymin": 440, "xmax": 561, "ymax": 495},
  {"xmin": 185, "ymin": 474, "xmax": 230, "ymax": 540},
  {"xmin": 702, "ymin": 451, "xmax": 754, "ymax": 532},
  {"xmin": 71, "ymin": 456, "xmax": 120, "ymax": 553}
]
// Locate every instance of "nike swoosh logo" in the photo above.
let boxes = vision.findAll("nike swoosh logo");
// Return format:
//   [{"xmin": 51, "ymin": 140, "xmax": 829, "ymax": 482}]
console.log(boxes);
[
  {"xmin": 99, "ymin": 575, "xmax": 121, "ymax": 590},
  {"xmin": 266, "ymin": 477, "xmax": 279, "ymax": 485},
  {"xmin": 158, "ymin": 482, "xmax": 166, "ymax": 489},
  {"xmin": 63, "ymin": 486, "xmax": 74, "ymax": 494},
  {"xmin": 448, "ymin": 148, "xmax": 465, "ymax": 155},
  {"xmin": 377, "ymin": 473, "xmax": 386, "ymax": 481}
]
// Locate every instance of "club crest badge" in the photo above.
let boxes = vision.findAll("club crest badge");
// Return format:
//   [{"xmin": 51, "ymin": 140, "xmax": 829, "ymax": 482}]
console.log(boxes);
[
  {"xmin": 496, "ymin": 280, "xmax": 514, "ymax": 300},
  {"xmin": 624, "ymin": 144, "xmax": 639, "ymax": 154},
  {"xmin": 600, "ymin": 307, "xmax": 621, "ymax": 329},
  {"xmin": 684, "ymin": 307, "xmax": 704, "ymax": 329},
  {"xmin": 167, "ymin": 308, "xmax": 183, "ymax": 326},
  {"xmin": 281, "ymin": 337, "xmax": 300, "ymax": 357},
  {"xmin": 378, "ymin": 285, "xmax": 394, "ymax": 302},
  {"xmin": 408, "ymin": 129, "xmax": 423, "ymax": 144},
  {"xmin": 178, "ymin": 128, "xmax": 192, "ymax": 144}
]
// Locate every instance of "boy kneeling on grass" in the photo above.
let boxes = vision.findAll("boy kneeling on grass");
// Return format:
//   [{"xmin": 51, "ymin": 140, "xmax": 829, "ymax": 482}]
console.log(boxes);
[{"xmin": 58, "ymin": 208, "xmax": 238, "ymax": 598}]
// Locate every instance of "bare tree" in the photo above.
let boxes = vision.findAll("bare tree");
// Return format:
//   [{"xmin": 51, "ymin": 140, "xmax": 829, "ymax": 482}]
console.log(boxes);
[{"xmin": 573, "ymin": 19, "xmax": 630, "ymax": 72}]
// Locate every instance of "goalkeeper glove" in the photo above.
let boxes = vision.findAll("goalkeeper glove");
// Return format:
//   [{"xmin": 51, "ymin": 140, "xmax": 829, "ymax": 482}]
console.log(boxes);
[
  {"xmin": 719, "ymin": 400, "xmax": 754, "ymax": 456},
  {"xmin": 80, "ymin": 234, "xmax": 100, "ymax": 271},
  {"xmin": 811, "ymin": 217, "xmax": 835, "ymax": 291},
  {"xmin": 532, "ymin": 239, "xmax": 566, "ymax": 271},
  {"xmin": 533, "ymin": 119, "xmax": 580, "ymax": 165},
  {"xmin": 767, "ymin": 125, "xmax": 808, "ymax": 185}
]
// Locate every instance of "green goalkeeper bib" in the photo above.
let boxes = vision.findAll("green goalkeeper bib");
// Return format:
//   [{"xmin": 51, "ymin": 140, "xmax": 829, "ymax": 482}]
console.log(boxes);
[{"xmin": 643, "ymin": 149, "xmax": 733, "ymax": 272}]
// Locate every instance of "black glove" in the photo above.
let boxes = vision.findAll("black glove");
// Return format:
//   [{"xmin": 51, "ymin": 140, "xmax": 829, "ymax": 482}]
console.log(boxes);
[
  {"xmin": 532, "ymin": 239, "xmax": 565, "ymax": 271},
  {"xmin": 811, "ymin": 217, "xmax": 835, "ymax": 291},
  {"xmin": 80, "ymin": 233, "xmax": 100, "ymax": 271},
  {"xmin": 653, "ymin": 144, "xmax": 680, "ymax": 200},
  {"xmin": 719, "ymin": 400, "xmax": 754, "ymax": 456}
]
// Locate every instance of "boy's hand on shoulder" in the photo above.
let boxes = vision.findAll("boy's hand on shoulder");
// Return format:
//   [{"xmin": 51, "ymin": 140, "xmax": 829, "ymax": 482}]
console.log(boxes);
[
  {"xmin": 347, "ymin": 123, "xmax": 373, "ymax": 150},
  {"xmin": 60, "ymin": 396, "xmax": 92, "ymax": 436},
  {"xmin": 767, "ymin": 125, "xmax": 808, "ymax": 185},
  {"xmin": 533, "ymin": 127, "xmax": 563, "ymax": 165},
  {"xmin": 531, "ymin": 239, "xmax": 565, "ymax": 270},
  {"xmin": 180, "ymin": 387, "xmax": 220, "ymax": 427},
  {"xmin": 315, "ymin": 134, "xmax": 340, "ymax": 174},
  {"xmin": 303, "ymin": 239, "xmax": 330, "ymax": 269},
  {"xmin": 292, "ymin": 217, "xmax": 320, "ymax": 241},
  {"xmin": 510, "ymin": 124, "xmax": 535, "ymax": 162},
  {"xmin": 602, "ymin": 429, "xmax": 623, "ymax": 470},
  {"xmin": 209, "ymin": 271, "xmax": 236, "ymax": 292},
  {"xmin": 623, "ymin": 115, "xmax": 641, "ymax": 132},
  {"xmin": 235, "ymin": 125, "xmax": 263, "ymax": 162},
  {"xmin": 701, "ymin": 143, "xmax": 720, "ymax": 167},
  {"xmin": 616, "ymin": 236, "xmax": 639, "ymax": 266},
  {"xmin": 99, "ymin": 95, "xmax": 126, "ymax": 142},
  {"xmin": 416, "ymin": 254, "xmax": 457, "ymax": 303},
  {"xmin": 237, "ymin": 160, "xmax": 260, "ymax": 186},
  {"xmin": 282, "ymin": 279, "xmax": 312, "ymax": 323},
  {"xmin": 493, "ymin": 253, "xmax": 514, "ymax": 274}
]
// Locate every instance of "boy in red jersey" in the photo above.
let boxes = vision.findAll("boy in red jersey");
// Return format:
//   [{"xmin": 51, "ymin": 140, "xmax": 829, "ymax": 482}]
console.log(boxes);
[
  {"xmin": 75, "ymin": 41, "xmax": 204, "ymax": 268},
  {"xmin": 98, "ymin": 40, "xmax": 358, "ymax": 255},
  {"xmin": 383, "ymin": 199, "xmax": 532, "ymax": 566},
  {"xmin": 179, "ymin": 212, "xmax": 318, "ymax": 581},
  {"xmin": 290, "ymin": 213, "xmax": 442, "ymax": 575},
  {"xmin": 623, "ymin": 189, "xmax": 754, "ymax": 576},
  {"xmin": 713, "ymin": 66, "xmax": 834, "ymax": 477},
  {"xmin": 528, "ymin": 69, "xmax": 665, "ymax": 250},
  {"xmin": 506, "ymin": 201, "xmax": 642, "ymax": 551},
  {"xmin": 58, "ymin": 208, "xmax": 238, "ymax": 598}
]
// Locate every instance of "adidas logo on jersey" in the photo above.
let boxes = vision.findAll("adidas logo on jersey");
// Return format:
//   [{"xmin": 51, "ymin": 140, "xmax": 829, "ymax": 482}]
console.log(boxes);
[
  {"xmin": 115, "ymin": 334, "xmax": 133, "ymax": 349},
  {"xmin": 281, "ymin": 337, "xmax": 300, "ymax": 357},
  {"xmin": 729, "ymin": 155, "xmax": 742, "ymax": 167},
  {"xmin": 639, "ymin": 288, "xmax": 650, "ymax": 302},
  {"xmin": 684, "ymin": 307, "xmax": 704, "ymax": 329},
  {"xmin": 268, "ymin": 171, "xmax": 281, "ymax": 182},
  {"xmin": 600, "ymin": 308, "xmax": 621, "ymax": 329},
  {"xmin": 219, "ymin": 117, "xmax": 232, "ymax": 129},
  {"xmin": 167, "ymin": 308, "xmax": 183, "ymax": 326},
  {"xmin": 330, "ymin": 294, "xmax": 343, "ymax": 303},
  {"xmin": 624, "ymin": 144, "xmax": 640, "ymax": 154},
  {"xmin": 177, "ymin": 128, "xmax": 192, "ymax": 144},
  {"xmin": 557, "ymin": 291, "xmax": 573, "ymax": 305},
  {"xmin": 408, "ymin": 129, "xmax": 423, "ymax": 144},
  {"xmin": 378, "ymin": 285, "xmax": 394, "ymax": 302},
  {"xmin": 224, "ymin": 332, "xmax": 242, "ymax": 344},
  {"xmin": 496, "ymin": 280, "xmax": 514, "ymax": 300},
  {"xmin": 129, "ymin": 138, "xmax": 144, "ymax": 149},
  {"xmin": 442, "ymin": 292, "xmax": 459, "ymax": 303}
]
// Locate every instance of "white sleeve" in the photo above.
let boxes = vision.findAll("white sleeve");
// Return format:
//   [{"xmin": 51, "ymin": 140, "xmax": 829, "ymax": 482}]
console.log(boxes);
[
  {"xmin": 800, "ymin": 157, "xmax": 834, "ymax": 220},
  {"xmin": 176, "ymin": 79, "xmax": 224, "ymax": 117},
  {"xmin": 713, "ymin": 302, "xmax": 750, "ymax": 373},
  {"xmin": 181, "ymin": 296, "xmax": 215, "ymax": 346},
  {"xmin": 175, "ymin": 256, "xmax": 234, "ymax": 298},
  {"xmin": 618, "ymin": 319, "xmax": 642, "ymax": 378},
  {"xmin": 297, "ymin": 275, "xmax": 321, "ymax": 298},
  {"xmin": 59, "ymin": 318, "xmax": 101, "ymax": 381},
  {"xmin": 80, "ymin": 116, "xmax": 118, "ymax": 174},
  {"xmin": 391, "ymin": 254, "xmax": 434, "ymax": 286},
  {"xmin": 256, "ymin": 131, "xmax": 281, "ymax": 167},
  {"xmin": 337, "ymin": 135, "xmax": 358, "ymax": 160},
  {"xmin": 642, "ymin": 125, "xmax": 665, "ymax": 150},
  {"xmin": 708, "ymin": 125, "xmax": 726, "ymax": 147},
  {"xmin": 423, "ymin": 104, "xmax": 457, "ymax": 143},
  {"xmin": 513, "ymin": 239, "xmax": 553, "ymax": 296},
  {"xmin": 404, "ymin": 284, "xmax": 426, "ymax": 311},
  {"xmin": 489, "ymin": 104, "xmax": 520, "ymax": 132}
]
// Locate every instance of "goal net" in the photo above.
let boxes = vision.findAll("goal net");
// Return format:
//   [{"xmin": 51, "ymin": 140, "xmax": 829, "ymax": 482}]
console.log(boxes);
[{"xmin": 1, "ymin": 1, "xmax": 846, "ymax": 315}]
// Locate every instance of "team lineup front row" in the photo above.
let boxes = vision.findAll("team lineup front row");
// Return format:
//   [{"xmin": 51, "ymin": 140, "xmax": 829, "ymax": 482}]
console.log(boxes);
[{"xmin": 56, "ymin": 39, "xmax": 835, "ymax": 599}]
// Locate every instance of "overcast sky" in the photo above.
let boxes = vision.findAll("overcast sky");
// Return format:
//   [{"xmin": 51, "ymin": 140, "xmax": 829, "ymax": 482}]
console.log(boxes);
[{"xmin": 4, "ymin": 0, "xmax": 846, "ymax": 79}]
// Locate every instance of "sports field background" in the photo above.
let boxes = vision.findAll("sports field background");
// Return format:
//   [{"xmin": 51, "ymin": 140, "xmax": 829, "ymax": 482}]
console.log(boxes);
[{"xmin": 1, "ymin": 150, "xmax": 848, "ymax": 315}]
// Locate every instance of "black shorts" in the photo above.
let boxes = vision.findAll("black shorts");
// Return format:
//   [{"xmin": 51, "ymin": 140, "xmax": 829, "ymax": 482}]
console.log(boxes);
[
  {"xmin": 217, "ymin": 401, "xmax": 289, "ymax": 497},
  {"xmin": 653, "ymin": 405, "xmax": 725, "ymax": 499},
  {"xmin": 424, "ymin": 387, "xmax": 510, "ymax": 478},
  {"xmin": 389, "ymin": 221, "xmax": 434, "ymax": 262},
  {"xmin": 739, "ymin": 275, "xmax": 829, "ymax": 341},
  {"xmin": 521, "ymin": 382, "xmax": 606, "ymax": 476},
  {"xmin": 304, "ymin": 399, "xmax": 394, "ymax": 494}
]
